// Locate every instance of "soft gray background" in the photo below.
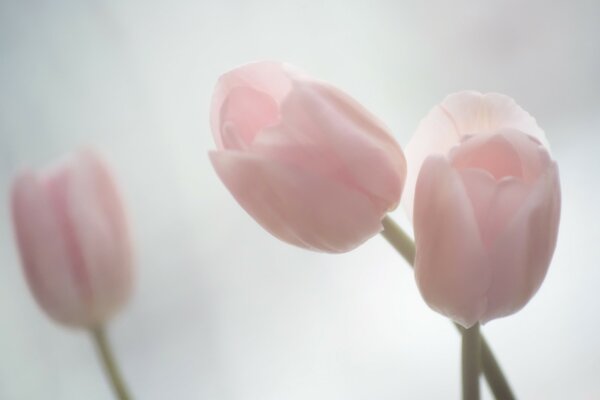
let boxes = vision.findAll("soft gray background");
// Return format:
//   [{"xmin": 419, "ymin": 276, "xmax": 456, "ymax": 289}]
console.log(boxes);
[{"xmin": 1, "ymin": 0, "xmax": 599, "ymax": 399}]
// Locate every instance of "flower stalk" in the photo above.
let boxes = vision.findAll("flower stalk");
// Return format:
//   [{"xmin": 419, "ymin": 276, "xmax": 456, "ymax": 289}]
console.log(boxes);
[
  {"xmin": 92, "ymin": 326, "xmax": 132, "ymax": 400},
  {"xmin": 462, "ymin": 323, "xmax": 481, "ymax": 400},
  {"xmin": 380, "ymin": 216, "xmax": 515, "ymax": 400}
]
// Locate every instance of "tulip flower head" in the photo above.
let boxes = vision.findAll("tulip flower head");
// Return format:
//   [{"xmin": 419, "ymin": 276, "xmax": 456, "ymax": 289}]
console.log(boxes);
[
  {"xmin": 11, "ymin": 150, "xmax": 133, "ymax": 328},
  {"xmin": 406, "ymin": 92, "xmax": 560, "ymax": 328},
  {"xmin": 209, "ymin": 61, "xmax": 407, "ymax": 252}
]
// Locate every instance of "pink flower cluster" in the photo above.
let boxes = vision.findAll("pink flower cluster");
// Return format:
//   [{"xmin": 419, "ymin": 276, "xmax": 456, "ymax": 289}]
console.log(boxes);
[
  {"xmin": 10, "ymin": 61, "xmax": 560, "ymax": 332},
  {"xmin": 209, "ymin": 62, "xmax": 561, "ymax": 327}
]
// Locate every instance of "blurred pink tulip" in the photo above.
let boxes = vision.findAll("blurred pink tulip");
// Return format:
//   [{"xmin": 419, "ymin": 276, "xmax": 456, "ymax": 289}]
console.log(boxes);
[
  {"xmin": 209, "ymin": 61, "xmax": 406, "ymax": 252},
  {"xmin": 11, "ymin": 150, "xmax": 133, "ymax": 328},
  {"xmin": 408, "ymin": 92, "xmax": 560, "ymax": 327}
]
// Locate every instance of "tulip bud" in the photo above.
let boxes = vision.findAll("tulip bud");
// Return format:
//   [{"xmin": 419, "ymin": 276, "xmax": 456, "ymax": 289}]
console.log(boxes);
[
  {"xmin": 209, "ymin": 61, "xmax": 407, "ymax": 252},
  {"xmin": 407, "ymin": 92, "xmax": 560, "ymax": 327},
  {"xmin": 11, "ymin": 150, "xmax": 133, "ymax": 328}
]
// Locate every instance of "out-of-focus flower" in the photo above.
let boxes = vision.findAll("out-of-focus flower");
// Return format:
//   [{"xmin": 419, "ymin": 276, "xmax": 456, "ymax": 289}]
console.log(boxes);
[
  {"xmin": 209, "ymin": 61, "xmax": 406, "ymax": 253},
  {"xmin": 11, "ymin": 150, "xmax": 133, "ymax": 328},
  {"xmin": 408, "ymin": 92, "xmax": 560, "ymax": 327}
]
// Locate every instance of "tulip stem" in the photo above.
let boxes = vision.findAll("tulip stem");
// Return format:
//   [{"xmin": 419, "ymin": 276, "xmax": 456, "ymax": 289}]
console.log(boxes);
[
  {"xmin": 91, "ymin": 326, "xmax": 132, "ymax": 400},
  {"xmin": 462, "ymin": 323, "xmax": 481, "ymax": 400},
  {"xmin": 380, "ymin": 216, "xmax": 515, "ymax": 400}
]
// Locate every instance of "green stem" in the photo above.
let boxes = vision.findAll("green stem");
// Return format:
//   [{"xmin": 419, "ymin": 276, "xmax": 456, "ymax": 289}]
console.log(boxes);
[
  {"xmin": 462, "ymin": 323, "xmax": 481, "ymax": 400},
  {"xmin": 381, "ymin": 216, "xmax": 515, "ymax": 400},
  {"xmin": 91, "ymin": 326, "xmax": 132, "ymax": 400}
]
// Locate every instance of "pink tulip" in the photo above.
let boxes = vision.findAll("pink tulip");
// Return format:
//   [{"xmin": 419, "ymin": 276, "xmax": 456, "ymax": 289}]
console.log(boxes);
[
  {"xmin": 407, "ymin": 92, "xmax": 560, "ymax": 327},
  {"xmin": 209, "ymin": 61, "xmax": 406, "ymax": 252},
  {"xmin": 11, "ymin": 150, "xmax": 133, "ymax": 328}
]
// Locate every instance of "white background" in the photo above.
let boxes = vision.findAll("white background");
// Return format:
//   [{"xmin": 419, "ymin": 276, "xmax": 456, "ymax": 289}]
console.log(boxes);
[{"xmin": 1, "ymin": 0, "xmax": 599, "ymax": 398}]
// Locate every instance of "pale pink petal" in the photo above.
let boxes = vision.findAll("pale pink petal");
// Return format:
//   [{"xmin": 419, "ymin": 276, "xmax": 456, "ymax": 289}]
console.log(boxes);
[
  {"xmin": 67, "ymin": 150, "xmax": 133, "ymax": 325},
  {"xmin": 495, "ymin": 128, "xmax": 553, "ymax": 183},
  {"xmin": 210, "ymin": 61, "xmax": 294, "ymax": 149},
  {"xmin": 413, "ymin": 156, "xmax": 490, "ymax": 328},
  {"xmin": 11, "ymin": 171, "xmax": 85, "ymax": 325},
  {"xmin": 210, "ymin": 150, "xmax": 383, "ymax": 253},
  {"xmin": 458, "ymin": 169, "xmax": 530, "ymax": 250},
  {"xmin": 253, "ymin": 80, "xmax": 405, "ymax": 213},
  {"xmin": 440, "ymin": 92, "xmax": 547, "ymax": 147},
  {"xmin": 450, "ymin": 134, "xmax": 523, "ymax": 180},
  {"xmin": 219, "ymin": 86, "xmax": 280, "ymax": 150},
  {"xmin": 252, "ymin": 125, "xmax": 352, "ymax": 191},
  {"xmin": 403, "ymin": 103, "xmax": 462, "ymax": 219},
  {"xmin": 455, "ymin": 169, "xmax": 497, "ymax": 238},
  {"xmin": 482, "ymin": 163, "xmax": 561, "ymax": 322},
  {"xmin": 403, "ymin": 91, "xmax": 548, "ymax": 219},
  {"xmin": 314, "ymin": 81, "xmax": 406, "ymax": 164}
]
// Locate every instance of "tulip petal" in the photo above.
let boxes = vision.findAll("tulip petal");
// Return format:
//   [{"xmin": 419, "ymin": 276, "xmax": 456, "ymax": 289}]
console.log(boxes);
[
  {"xmin": 67, "ymin": 150, "xmax": 133, "ymax": 325},
  {"xmin": 220, "ymin": 86, "xmax": 280, "ymax": 150},
  {"xmin": 413, "ymin": 156, "xmax": 491, "ymax": 327},
  {"xmin": 441, "ymin": 92, "xmax": 547, "ymax": 147},
  {"xmin": 404, "ymin": 91, "xmax": 548, "ymax": 219},
  {"xmin": 450, "ymin": 133, "xmax": 524, "ymax": 181},
  {"xmin": 458, "ymin": 169, "xmax": 530, "ymax": 250},
  {"xmin": 11, "ymin": 171, "xmax": 85, "ymax": 325},
  {"xmin": 253, "ymin": 80, "xmax": 405, "ymax": 213},
  {"xmin": 495, "ymin": 128, "xmax": 553, "ymax": 183},
  {"xmin": 211, "ymin": 61, "xmax": 295, "ymax": 150},
  {"xmin": 403, "ymin": 103, "xmax": 463, "ymax": 220},
  {"xmin": 482, "ymin": 163, "xmax": 561, "ymax": 322},
  {"xmin": 210, "ymin": 150, "xmax": 383, "ymax": 253}
]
